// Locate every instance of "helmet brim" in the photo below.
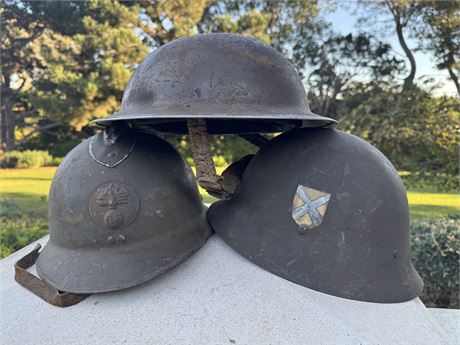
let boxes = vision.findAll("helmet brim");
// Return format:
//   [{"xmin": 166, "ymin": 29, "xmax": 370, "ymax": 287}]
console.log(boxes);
[
  {"xmin": 36, "ymin": 224, "xmax": 211, "ymax": 294},
  {"xmin": 91, "ymin": 113, "xmax": 336, "ymax": 134}
]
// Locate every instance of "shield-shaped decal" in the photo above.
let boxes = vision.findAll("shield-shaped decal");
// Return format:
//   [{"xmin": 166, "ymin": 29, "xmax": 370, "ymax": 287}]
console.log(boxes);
[{"xmin": 292, "ymin": 185, "xmax": 330, "ymax": 230}]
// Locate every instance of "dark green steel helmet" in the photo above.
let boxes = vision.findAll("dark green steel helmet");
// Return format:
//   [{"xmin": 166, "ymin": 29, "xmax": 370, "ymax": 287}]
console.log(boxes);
[
  {"xmin": 92, "ymin": 33, "xmax": 336, "ymax": 134},
  {"xmin": 36, "ymin": 125, "xmax": 211, "ymax": 294},
  {"xmin": 208, "ymin": 128, "xmax": 423, "ymax": 303}
]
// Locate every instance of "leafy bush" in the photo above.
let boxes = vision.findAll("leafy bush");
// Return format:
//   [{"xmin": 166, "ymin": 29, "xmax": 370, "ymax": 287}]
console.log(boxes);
[
  {"xmin": 19, "ymin": 121, "xmax": 90, "ymax": 157},
  {"xmin": 401, "ymin": 172, "xmax": 459, "ymax": 192},
  {"xmin": 411, "ymin": 218, "xmax": 460, "ymax": 308},
  {"xmin": 339, "ymin": 89, "xmax": 459, "ymax": 181},
  {"xmin": 0, "ymin": 150, "xmax": 53, "ymax": 168},
  {"xmin": 50, "ymin": 156, "xmax": 64, "ymax": 166}
]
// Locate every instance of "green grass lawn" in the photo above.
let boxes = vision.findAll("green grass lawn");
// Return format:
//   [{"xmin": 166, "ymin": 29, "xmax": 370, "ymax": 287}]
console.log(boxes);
[{"xmin": 0, "ymin": 167, "xmax": 459, "ymax": 219}]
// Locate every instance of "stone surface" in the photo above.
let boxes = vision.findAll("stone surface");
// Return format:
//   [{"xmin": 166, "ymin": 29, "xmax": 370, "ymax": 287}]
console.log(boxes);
[
  {"xmin": 429, "ymin": 308, "xmax": 460, "ymax": 344},
  {"xmin": 0, "ymin": 235, "xmax": 455, "ymax": 345}
]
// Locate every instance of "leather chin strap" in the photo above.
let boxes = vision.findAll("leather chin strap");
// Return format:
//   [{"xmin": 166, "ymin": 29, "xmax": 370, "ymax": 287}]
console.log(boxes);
[
  {"xmin": 187, "ymin": 119, "xmax": 270, "ymax": 199},
  {"xmin": 14, "ymin": 244, "xmax": 89, "ymax": 307},
  {"xmin": 187, "ymin": 119, "xmax": 234, "ymax": 199}
]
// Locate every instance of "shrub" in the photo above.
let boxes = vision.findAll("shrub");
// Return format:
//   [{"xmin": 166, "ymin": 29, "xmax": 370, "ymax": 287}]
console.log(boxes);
[
  {"xmin": 402, "ymin": 172, "xmax": 458, "ymax": 192},
  {"xmin": 339, "ymin": 89, "xmax": 459, "ymax": 180},
  {"xmin": 0, "ymin": 150, "xmax": 53, "ymax": 168},
  {"xmin": 411, "ymin": 218, "xmax": 460, "ymax": 308},
  {"xmin": 49, "ymin": 156, "xmax": 64, "ymax": 166}
]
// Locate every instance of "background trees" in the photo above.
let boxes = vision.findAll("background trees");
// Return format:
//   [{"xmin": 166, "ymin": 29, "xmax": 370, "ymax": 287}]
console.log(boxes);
[
  {"xmin": 1, "ymin": 0, "xmax": 147, "ymax": 154},
  {"xmin": 1, "ymin": 0, "xmax": 458, "ymax": 184},
  {"xmin": 416, "ymin": 0, "xmax": 460, "ymax": 95},
  {"xmin": 1, "ymin": 0, "xmax": 45, "ymax": 151}
]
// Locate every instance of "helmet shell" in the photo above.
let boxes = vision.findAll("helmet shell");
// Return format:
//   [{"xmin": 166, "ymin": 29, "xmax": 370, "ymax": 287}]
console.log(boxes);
[
  {"xmin": 93, "ymin": 33, "xmax": 336, "ymax": 133},
  {"xmin": 37, "ymin": 131, "xmax": 211, "ymax": 293},
  {"xmin": 208, "ymin": 128, "xmax": 423, "ymax": 303}
]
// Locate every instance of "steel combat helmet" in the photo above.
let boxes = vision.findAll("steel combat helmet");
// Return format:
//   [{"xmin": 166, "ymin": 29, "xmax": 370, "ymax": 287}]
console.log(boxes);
[
  {"xmin": 91, "ymin": 34, "xmax": 337, "ymax": 199},
  {"xmin": 208, "ymin": 128, "xmax": 423, "ymax": 303},
  {"xmin": 92, "ymin": 33, "xmax": 336, "ymax": 134},
  {"xmin": 31, "ymin": 125, "xmax": 210, "ymax": 295}
]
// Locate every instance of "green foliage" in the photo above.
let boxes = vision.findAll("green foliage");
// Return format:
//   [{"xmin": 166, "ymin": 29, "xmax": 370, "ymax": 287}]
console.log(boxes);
[
  {"xmin": 0, "ymin": 200, "xmax": 48, "ymax": 258},
  {"xmin": 138, "ymin": 0, "xmax": 211, "ymax": 42},
  {"xmin": 19, "ymin": 121, "xmax": 93, "ymax": 157},
  {"xmin": 200, "ymin": 10, "xmax": 270, "ymax": 42},
  {"xmin": 29, "ymin": 0, "xmax": 148, "ymax": 129},
  {"xmin": 401, "ymin": 172, "xmax": 458, "ymax": 193},
  {"xmin": 198, "ymin": 0, "xmax": 321, "ymax": 49},
  {"xmin": 50, "ymin": 157, "xmax": 63, "ymax": 167},
  {"xmin": 0, "ymin": 150, "xmax": 52, "ymax": 168},
  {"xmin": 4, "ymin": 0, "xmax": 322, "ymax": 158},
  {"xmin": 339, "ymin": 88, "xmax": 459, "ymax": 182},
  {"xmin": 1, "ymin": 0, "xmax": 47, "ymax": 150},
  {"xmin": 411, "ymin": 218, "xmax": 460, "ymax": 308},
  {"xmin": 1, "ymin": 0, "xmax": 148, "ymax": 153}
]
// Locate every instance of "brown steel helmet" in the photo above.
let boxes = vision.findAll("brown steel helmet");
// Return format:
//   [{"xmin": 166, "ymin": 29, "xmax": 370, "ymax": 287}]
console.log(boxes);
[
  {"xmin": 36, "ymin": 125, "xmax": 211, "ymax": 294},
  {"xmin": 208, "ymin": 128, "xmax": 423, "ymax": 303},
  {"xmin": 92, "ymin": 33, "xmax": 336, "ymax": 134}
]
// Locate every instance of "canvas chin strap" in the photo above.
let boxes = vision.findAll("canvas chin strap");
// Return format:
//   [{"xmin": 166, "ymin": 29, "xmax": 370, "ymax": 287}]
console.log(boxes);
[{"xmin": 14, "ymin": 244, "xmax": 89, "ymax": 307}]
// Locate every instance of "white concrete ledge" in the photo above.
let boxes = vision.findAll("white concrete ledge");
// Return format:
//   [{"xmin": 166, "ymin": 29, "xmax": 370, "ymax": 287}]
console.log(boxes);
[{"xmin": 0, "ymin": 235, "xmax": 457, "ymax": 345}]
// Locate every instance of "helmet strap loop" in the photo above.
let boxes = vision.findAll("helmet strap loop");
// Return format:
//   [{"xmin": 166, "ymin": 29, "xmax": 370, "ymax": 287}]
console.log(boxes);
[
  {"xmin": 14, "ymin": 244, "xmax": 90, "ymax": 307},
  {"xmin": 187, "ymin": 119, "xmax": 233, "ymax": 199}
]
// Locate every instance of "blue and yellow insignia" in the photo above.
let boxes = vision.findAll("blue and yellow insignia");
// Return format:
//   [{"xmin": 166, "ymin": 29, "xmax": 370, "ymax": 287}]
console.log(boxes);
[{"xmin": 292, "ymin": 185, "xmax": 330, "ymax": 230}]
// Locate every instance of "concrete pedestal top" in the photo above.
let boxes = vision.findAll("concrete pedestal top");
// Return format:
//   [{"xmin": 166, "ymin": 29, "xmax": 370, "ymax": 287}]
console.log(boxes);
[{"xmin": 0, "ymin": 234, "xmax": 456, "ymax": 345}]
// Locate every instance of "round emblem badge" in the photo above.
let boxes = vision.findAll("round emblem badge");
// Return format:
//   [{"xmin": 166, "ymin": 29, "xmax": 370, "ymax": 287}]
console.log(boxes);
[{"xmin": 89, "ymin": 182, "xmax": 139, "ymax": 230}]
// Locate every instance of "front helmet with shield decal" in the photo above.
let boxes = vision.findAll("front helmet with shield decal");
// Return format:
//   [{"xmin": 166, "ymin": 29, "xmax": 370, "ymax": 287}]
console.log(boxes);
[
  {"xmin": 30, "ymin": 124, "xmax": 210, "ymax": 295},
  {"xmin": 207, "ymin": 128, "xmax": 423, "ymax": 303}
]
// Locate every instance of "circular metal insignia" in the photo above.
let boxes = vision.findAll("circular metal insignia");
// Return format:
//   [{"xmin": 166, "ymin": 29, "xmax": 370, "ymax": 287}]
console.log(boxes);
[{"xmin": 89, "ymin": 182, "xmax": 139, "ymax": 230}]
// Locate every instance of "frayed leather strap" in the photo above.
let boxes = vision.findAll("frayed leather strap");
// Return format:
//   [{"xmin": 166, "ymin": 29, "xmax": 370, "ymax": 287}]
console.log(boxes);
[
  {"xmin": 187, "ymin": 119, "xmax": 234, "ymax": 199},
  {"xmin": 14, "ymin": 244, "xmax": 89, "ymax": 307}
]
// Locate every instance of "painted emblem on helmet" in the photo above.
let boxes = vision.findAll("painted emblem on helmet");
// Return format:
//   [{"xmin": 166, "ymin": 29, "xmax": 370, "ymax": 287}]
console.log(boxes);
[
  {"xmin": 89, "ymin": 182, "xmax": 139, "ymax": 230},
  {"xmin": 292, "ymin": 185, "xmax": 330, "ymax": 231}
]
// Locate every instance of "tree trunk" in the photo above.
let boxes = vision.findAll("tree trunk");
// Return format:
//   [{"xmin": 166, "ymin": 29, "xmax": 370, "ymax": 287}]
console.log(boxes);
[
  {"xmin": 0, "ymin": 100, "xmax": 16, "ymax": 151},
  {"xmin": 447, "ymin": 67, "xmax": 460, "ymax": 96},
  {"xmin": 395, "ymin": 20, "xmax": 416, "ymax": 90}
]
